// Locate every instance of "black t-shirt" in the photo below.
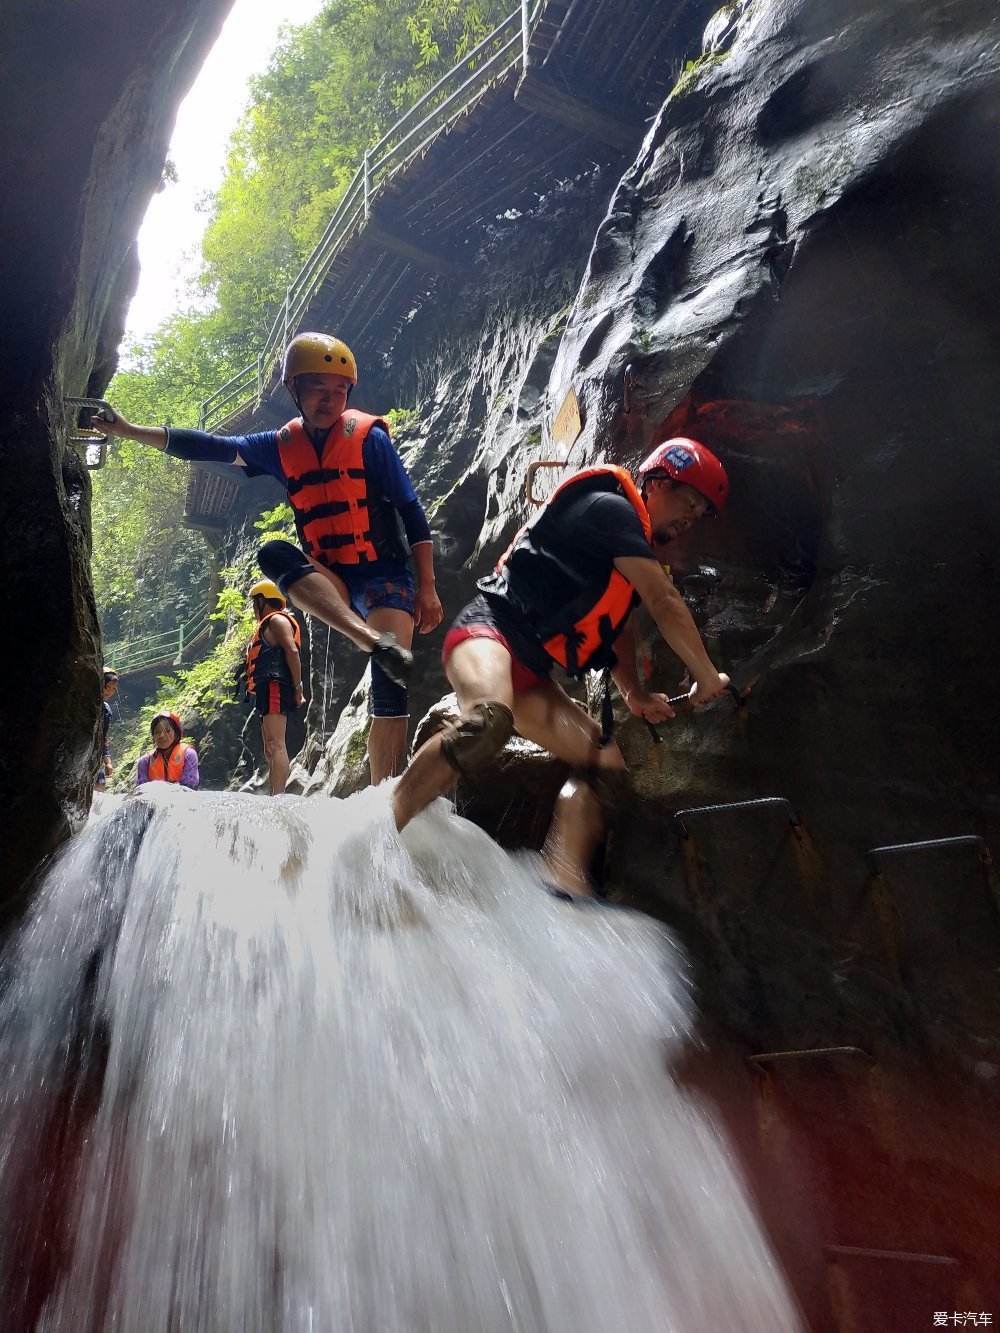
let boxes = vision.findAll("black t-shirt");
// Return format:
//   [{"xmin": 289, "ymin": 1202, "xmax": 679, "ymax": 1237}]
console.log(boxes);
[
  {"xmin": 478, "ymin": 489, "xmax": 658, "ymax": 671},
  {"xmin": 540, "ymin": 488, "xmax": 656, "ymax": 576}
]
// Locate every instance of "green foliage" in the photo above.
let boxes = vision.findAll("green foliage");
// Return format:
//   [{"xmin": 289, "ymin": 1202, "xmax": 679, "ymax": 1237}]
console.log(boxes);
[
  {"xmin": 113, "ymin": 307, "xmax": 247, "ymax": 425},
  {"xmin": 109, "ymin": 503, "xmax": 298, "ymax": 790},
  {"xmin": 670, "ymin": 49, "xmax": 731, "ymax": 99},
  {"xmin": 92, "ymin": 445, "xmax": 208, "ymax": 643},
  {"xmin": 96, "ymin": 0, "xmax": 508, "ymax": 754},
  {"xmin": 199, "ymin": 0, "xmax": 510, "ymax": 338},
  {"xmin": 384, "ymin": 406, "xmax": 417, "ymax": 434},
  {"xmin": 111, "ymin": 628, "xmax": 249, "ymax": 790},
  {"xmin": 92, "ymin": 305, "xmax": 258, "ymax": 641},
  {"xmin": 255, "ymin": 501, "xmax": 297, "ymax": 541}
]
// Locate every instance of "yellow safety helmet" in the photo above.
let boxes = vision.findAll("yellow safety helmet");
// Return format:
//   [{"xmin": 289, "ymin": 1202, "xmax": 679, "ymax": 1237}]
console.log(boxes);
[
  {"xmin": 249, "ymin": 579, "xmax": 285, "ymax": 605},
  {"xmin": 102, "ymin": 665, "xmax": 119, "ymax": 680},
  {"xmin": 282, "ymin": 332, "xmax": 358, "ymax": 387}
]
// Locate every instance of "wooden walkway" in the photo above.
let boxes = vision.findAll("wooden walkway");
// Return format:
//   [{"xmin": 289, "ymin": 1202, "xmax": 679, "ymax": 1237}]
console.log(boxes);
[{"xmin": 188, "ymin": 0, "xmax": 709, "ymax": 521}]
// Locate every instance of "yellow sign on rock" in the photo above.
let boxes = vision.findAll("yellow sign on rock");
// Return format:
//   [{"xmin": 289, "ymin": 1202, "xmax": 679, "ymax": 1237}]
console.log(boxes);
[{"xmin": 551, "ymin": 386, "xmax": 582, "ymax": 455}]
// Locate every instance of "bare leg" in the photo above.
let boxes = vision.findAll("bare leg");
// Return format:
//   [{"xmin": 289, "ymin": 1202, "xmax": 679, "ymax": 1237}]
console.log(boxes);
[
  {"xmin": 284, "ymin": 564, "xmax": 379, "ymax": 653},
  {"xmin": 392, "ymin": 638, "xmax": 514, "ymax": 831},
  {"xmin": 366, "ymin": 607, "xmax": 414, "ymax": 783},
  {"xmin": 542, "ymin": 777, "xmax": 611, "ymax": 898},
  {"xmin": 512, "ymin": 683, "xmax": 628, "ymax": 899},
  {"xmin": 260, "ymin": 713, "xmax": 290, "ymax": 795}
]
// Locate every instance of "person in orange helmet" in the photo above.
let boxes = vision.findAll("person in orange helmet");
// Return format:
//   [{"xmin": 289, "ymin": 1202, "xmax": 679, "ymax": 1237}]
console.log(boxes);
[
  {"xmin": 392, "ymin": 438, "xmax": 731, "ymax": 902},
  {"xmin": 136, "ymin": 712, "xmax": 200, "ymax": 789}
]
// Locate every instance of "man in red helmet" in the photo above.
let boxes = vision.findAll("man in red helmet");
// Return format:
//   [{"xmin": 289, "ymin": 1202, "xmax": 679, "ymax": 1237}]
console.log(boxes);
[{"xmin": 392, "ymin": 438, "xmax": 731, "ymax": 902}]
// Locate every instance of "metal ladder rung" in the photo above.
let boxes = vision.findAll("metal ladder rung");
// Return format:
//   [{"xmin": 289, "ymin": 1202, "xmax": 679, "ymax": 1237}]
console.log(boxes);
[
  {"xmin": 673, "ymin": 796, "xmax": 800, "ymax": 840},
  {"xmin": 824, "ymin": 1245, "xmax": 958, "ymax": 1266},
  {"xmin": 748, "ymin": 1046, "xmax": 873, "ymax": 1068}
]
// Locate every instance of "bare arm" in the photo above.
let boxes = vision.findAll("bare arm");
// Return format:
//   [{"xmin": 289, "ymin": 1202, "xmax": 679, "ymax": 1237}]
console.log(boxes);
[
  {"xmin": 266, "ymin": 616, "xmax": 304, "ymax": 695},
  {"xmin": 410, "ymin": 541, "xmax": 443, "ymax": 634},
  {"xmin": 96, "ymin": 410, "xmax": 167, "ymax": 451},
  {"xmin": 609, "ymin": 614, "xmax": 679, "ymax": 723},
  {"xmin": 615, "ymin": 556, "xmax": 729, "ymax": 705},
  {"xmin": 609, "ymin": 616, "xmax": 644, "ymax": 702}
]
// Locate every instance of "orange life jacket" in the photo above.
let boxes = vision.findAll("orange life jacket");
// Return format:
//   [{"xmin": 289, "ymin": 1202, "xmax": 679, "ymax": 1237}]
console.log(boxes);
[
  {"xmin": 245, "ymin": 609, "xmax": 301, "ymax": 694},
  {"xmin": 277, "ymin": 412, "xmax": 385, "ymax": 566},
  {"xmin": 491, "ymin": 465, "xmax": 652, "ymax": 675},
  {"xmin": 147, "ymin": 743, "xmax": 193, "ymax": 783}
]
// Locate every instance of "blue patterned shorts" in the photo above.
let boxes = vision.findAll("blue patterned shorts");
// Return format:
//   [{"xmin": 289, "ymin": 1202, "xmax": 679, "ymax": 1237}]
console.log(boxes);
[{"xmin": 338, "ymin": 562, "xmax": 415, "ymax": 620}]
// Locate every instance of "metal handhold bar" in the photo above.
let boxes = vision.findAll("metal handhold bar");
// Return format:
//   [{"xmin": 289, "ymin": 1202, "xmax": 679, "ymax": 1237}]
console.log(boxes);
[
  {"xmin": 865, "ymin": 834, "xmax": 991, "ymax": 875},
  {"xmin": 748, "ymin": 1046, "xmax": 873, "ymax": 1067},
  {"xmin": 822, "ymin": 1245, "xmax": 958, "ymax": 1266},
  {"xmin": 64, "ymin": 396, "xmax": 114, "ymax": 442},
  {"xmin": 64, "ymin": 397, "xmax": 115, "ymax": 470},
  {"xmin": 672, "ymin": 795, "xmax": 800, "ymax": 840},
  {"xmin": 525, "ymin": 458, "xmax": 570, "ymax": 505},
  {"xmin": 645, "ymin": 681, "xmax": 745, "ymax": 744}
]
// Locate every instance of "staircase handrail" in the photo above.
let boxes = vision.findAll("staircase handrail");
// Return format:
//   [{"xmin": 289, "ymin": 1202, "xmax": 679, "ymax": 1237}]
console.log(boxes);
[
  {"xmin": 105, "ymin": 610, "xmax": 216, "ymax": 677},
  {"xmin": 200, "ymin": 1, "xmax": 542, "ymax": 432}
]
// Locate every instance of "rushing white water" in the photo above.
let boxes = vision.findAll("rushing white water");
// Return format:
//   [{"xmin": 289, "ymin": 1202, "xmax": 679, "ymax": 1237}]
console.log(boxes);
[{"xmin": 0, "ymin": 786, "xmax": 802, "ymax": 1333}]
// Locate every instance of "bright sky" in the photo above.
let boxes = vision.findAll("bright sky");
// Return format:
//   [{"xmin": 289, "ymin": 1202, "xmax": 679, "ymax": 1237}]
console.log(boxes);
[{"xmin": 125, "ymin": 0, "xmax": 327, "ymax": 341}]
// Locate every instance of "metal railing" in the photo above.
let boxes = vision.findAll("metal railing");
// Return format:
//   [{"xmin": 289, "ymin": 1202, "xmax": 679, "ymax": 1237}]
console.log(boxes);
[
  {"xmin": 105, "ymin": 612, "xmax": 213, "ymax": 676},
  {"xmin": 200, "ymin": 1, "xmax": 543, "ymax": 433}
]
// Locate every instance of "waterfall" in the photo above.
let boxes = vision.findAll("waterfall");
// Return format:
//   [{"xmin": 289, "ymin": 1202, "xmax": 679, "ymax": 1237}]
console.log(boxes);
[
  {"xmin": 0, "ymin": 786, "xmax": 802, "ymax": 1332},
  {"xmin": 318, "ymin": 622, "xmax": 333, "ymax": 739}
]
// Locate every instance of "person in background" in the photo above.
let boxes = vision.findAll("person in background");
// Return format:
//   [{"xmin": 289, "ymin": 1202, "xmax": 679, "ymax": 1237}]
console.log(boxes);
[
  {"xmin": 95, "ymin": 332, "xmax": 443, "ymax": 785},
  {"xmin": 95, "ymin": 666, "xmax": 119, "ymax": 790},
  {"xmin": 136, "ymin": 711, "xmax": 200, "ymax": 790},
  {"xmin": 392, "ymin": 438, "xmax": 732, "ymax": 902},
  {"xmin": 246, "ymin": 579, "xmax": 304, "ymax": 795}
]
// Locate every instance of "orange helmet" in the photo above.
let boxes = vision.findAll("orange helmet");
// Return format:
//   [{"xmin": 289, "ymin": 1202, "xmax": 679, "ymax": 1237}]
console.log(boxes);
[
  {"xmin": 150, "ymin": 711, "xmax": 183, "ymax": 740},
  {"xmin": 638, "ymin": 438, "xmax": 729, "ymax": 513}
]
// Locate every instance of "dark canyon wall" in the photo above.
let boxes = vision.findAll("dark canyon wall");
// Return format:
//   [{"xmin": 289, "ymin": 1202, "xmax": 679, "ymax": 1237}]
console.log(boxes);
[{"xmin": 0, "ymin": 0, "xmax": 233, "ymax": 907}]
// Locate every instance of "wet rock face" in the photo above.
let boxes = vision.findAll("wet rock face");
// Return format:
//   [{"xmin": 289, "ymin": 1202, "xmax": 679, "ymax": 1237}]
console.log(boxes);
[
  {"xmin": 534, "ymin": 2, "xmax": 1000, "ymax": 1312},
  {"xmin": 319, "ymin": 0, "xmax": 1000, "ymax": 902},
  {"xmin": 546, "ymin": 0, "xmax": 1000, "ymax": 880},
  {"xmin": 0, "ymin": 1, "xmax": 233, "ymax": 910}
]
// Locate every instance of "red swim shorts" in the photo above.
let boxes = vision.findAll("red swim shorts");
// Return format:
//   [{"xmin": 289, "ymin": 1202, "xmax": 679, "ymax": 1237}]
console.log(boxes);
[{"xmin": 442, "ymin": 597, "xmax": 550, "ymax": 693}]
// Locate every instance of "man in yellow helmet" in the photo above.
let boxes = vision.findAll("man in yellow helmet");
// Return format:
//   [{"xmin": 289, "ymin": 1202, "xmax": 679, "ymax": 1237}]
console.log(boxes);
[
  {"xmin": 245, "ymin": 580, "xmax": 304, "ymax": 795},
  {"xmin": 97, "ymin": 332, "xmax": 443, "ymax": 784}
]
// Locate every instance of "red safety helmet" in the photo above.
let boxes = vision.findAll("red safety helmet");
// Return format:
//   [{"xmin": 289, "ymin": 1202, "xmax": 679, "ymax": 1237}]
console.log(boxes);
[
  {"xmin": 638, "ymin": 437, "xmax": 729, "ymax": 513},
  {"xmin": 150, "ymin": 711, "xmax": 183, "ymax": 740}
]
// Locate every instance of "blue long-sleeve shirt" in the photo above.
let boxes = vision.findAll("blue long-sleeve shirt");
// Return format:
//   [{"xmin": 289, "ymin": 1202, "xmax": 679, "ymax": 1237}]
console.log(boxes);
[{"xmin": 168, "ymin": 421, "xmax": 432, "ymax": 571}]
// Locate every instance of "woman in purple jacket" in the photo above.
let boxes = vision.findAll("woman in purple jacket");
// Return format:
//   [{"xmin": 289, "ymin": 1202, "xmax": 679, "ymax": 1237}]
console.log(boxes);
[{"xmin": 136, "ymin": 711, "xmax": 200, "ymax": 789}]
